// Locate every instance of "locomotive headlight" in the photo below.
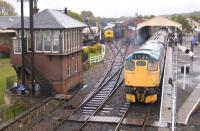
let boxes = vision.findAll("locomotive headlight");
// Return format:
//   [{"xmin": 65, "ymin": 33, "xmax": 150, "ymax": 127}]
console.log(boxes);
[
  {"xmin": 147, "ymin": 62, "xmax": 158, "ymax": 71},
  {"xmin": 125, "ymin": 60, "xmax": 135, "ymax": 71}
]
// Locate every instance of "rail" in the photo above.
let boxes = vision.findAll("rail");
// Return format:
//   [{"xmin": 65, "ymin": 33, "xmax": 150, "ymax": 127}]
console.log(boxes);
[
  {"xmin": 141, "ymin": 108, "xmax": 151, "ymax": 131},
  {"xmin": 55, "ymin": 40, "xmax": 129, "ymax": 130},
  {"xmin": 77, "ymin": 68, "xmax": 124, "ymax": 131},
  {"xmin": 114, "ymin": 102, "xmax": 131, "ymax": 131}
]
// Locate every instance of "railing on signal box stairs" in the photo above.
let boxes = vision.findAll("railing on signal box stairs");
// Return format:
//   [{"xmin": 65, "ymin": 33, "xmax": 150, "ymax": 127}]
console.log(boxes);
[{"xmin": 89, "ymin": 44, "xmax": 105, "ymax": 64}]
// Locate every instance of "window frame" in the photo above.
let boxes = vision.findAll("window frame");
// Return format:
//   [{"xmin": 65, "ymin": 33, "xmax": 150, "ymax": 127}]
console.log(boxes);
[
  {"xmin": 75, "ymin": 61, "xmax": 78, "ymax": 72},
  {"xmin": 52, "ymin": 30, "xmax": 60, "ymax": 53},
  {"xmin": 67, "ymin": 65, "xmax": 71, "ymax": 77},
  {"xmin": 26, "ymin": 31, "xmax": 32, "ymax": 53},
  {"xmin": 13, "ymin": 37, "xmax": 22, "ymax": 54},
  {"xmin": 35, "ymin": 30, "xmax": 43, "ymax": 52},
  {"xmin": 43, "ymin": 30, "xmax": 52, "ymax": 53}
]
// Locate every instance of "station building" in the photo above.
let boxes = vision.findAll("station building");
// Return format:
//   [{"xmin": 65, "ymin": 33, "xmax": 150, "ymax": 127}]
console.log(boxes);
[
  {"xmin": 9, "ymin": 9, "xmax": 86, "ymax": 95},
  {"xmin": 0, "ymin": 16, "xmax": 21, "ymax": 57}
]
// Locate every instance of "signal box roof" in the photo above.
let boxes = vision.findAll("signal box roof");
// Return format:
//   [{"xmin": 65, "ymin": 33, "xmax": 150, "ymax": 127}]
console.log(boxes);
[{"xmin": 9, "ymin": 9, "xmax": 86, "ymax": 29}]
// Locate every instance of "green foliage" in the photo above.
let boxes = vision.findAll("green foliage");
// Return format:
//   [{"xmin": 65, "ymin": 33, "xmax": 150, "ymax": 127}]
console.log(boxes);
[
  {"xmin": 89, "ymin": 46, "xmax": 97, "ymax": 53},
  {"xmin": 143, "ymin": 15, "xmax": 155, "ymax": 19},
  {"xmin": 0, "ymin": 0, "xmax": 17, "ymax": 16},
  {"xmin": 80, "ymin": 10, "xmax": 99, "ymax": 26},
  {"xmin": 0, "ymin": 58, "xmax": 17, "ymax": 105},
  {"xmin": 87, "ymin": 17, "xmax": 96, "ymax": 26},
  {"xmin": 171, "ymin": 15, "xmax": 192, "ymax": 31},
  {"xmin": 83, "ymin": 47, "xmax": 89, "ymax": 54},
  {"xmin": 0, "ymin": 102, "xmax": 27, "ymax": 122},
  {"xmin": 190, "ymin": 16, "xmax": 200, "ymax": 22},
  {"xmin": 67, "ymin": 10, "xmax": 83, "ymax": 22},
  {"xmin": 81, "ymin": 11, "xmax": 94, "ymax": 18},
  {"xmin": 6, "ymin": 75, "xmax": 17, "ymax": 89}
]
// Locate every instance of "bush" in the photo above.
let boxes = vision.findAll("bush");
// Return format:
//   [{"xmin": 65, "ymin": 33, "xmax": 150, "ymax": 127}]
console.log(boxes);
[
  {"xmin": 89, "ymin": 44, "xmax": 102, "ymax": 53},
  {"xmin": 0, "ymin": 101, "xmax": 27, "ymax": 123},
  {"xmin": 96, "ymin": 44, "xmax": 102, "ymax": 52},
  {"xmin": 89, "ymin": 46, "xmax": 97, "ymax": 53},
  {"xmin": 6, "ymin": 75, "xmax": 17, "ymax": 89},
  {"xmin": 83, "ymin": 47, "xmax": 89, "ymax": 54}
]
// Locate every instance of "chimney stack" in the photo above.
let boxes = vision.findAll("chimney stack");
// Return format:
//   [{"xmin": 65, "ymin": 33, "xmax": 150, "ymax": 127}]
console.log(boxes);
[
  {"xmin": 33, "ymin": 0, "xmax": 39, "ymax": 14},
  {"xmin": 64, "ymin": 8, "xmax": 67, "ymax": 14}
]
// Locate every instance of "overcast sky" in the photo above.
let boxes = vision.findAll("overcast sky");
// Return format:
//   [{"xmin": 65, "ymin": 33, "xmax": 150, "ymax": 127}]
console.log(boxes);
[{"xmin": 6, "ymin": 0, "xmax": 200, "ymax": 18}]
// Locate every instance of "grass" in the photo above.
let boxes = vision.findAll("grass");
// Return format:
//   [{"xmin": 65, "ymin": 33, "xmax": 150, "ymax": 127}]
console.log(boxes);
[
  {"xmin": 0, "ymin": 58, "xmax": 27, "ymax": 123},
  {"xmin": 0, "ymin": 101, "xmax": 27, "ymax": 122},
  {"xmin": 0, "ymin": 57, "xmax": 17, "ymax": 105}
]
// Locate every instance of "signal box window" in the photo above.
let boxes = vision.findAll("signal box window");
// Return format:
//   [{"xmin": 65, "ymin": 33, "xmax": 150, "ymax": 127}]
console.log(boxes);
[
  {"xmin": 75, "ymin": 61, "xmax": 78, "ymax": 72},
  {"xmin": 43, "ymin": 31, "xmax": 51, "ymax": 52},
  {"xmin": 52, "ymin": 31, "xmax": 60, "ymax": 52},
  {"xmin": 67, "ymin": 65, "xmax": 71, "ymax": 77},
  {"xmin": 35, "ymin": 31, "xmax": 43, "ymax": 51},
  {"xmin": 26, "ymin": 31, "xmax": 32, "ymax": 52}
]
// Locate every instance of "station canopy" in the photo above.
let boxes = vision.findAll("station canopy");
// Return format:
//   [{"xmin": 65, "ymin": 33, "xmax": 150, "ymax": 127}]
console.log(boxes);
[{"xmin": 137, "ymin": 16, "xmax": 182, "ymax": 30}]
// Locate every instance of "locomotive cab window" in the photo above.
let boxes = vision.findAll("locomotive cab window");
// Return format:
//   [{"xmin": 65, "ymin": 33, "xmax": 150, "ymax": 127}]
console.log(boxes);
[
  {"xmin": 147, "ymin": 62, "xmax": 158, "ymax": 71},
  {"xmin": 125, "ymin": 60, "xmax": 135, "ymax": 71}
]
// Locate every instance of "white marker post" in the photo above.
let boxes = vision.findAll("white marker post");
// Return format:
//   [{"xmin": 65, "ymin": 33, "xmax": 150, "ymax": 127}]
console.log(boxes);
[
  {"xmin": 177, "ymin": 44, "xmax": 194, "ymax": 57},
  {"xmin": 183, "ymin": 65, "xmax": 186, "ymax": 90}
]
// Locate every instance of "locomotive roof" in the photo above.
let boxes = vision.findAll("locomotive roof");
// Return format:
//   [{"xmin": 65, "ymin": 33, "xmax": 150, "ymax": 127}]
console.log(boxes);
[
  {"xmin": 139, "ymin": 40, "xmax": 164, "ymax": 52},
  {"xmin": 127, "ymin": 40, "xmax": 164, "ymax": 61}
]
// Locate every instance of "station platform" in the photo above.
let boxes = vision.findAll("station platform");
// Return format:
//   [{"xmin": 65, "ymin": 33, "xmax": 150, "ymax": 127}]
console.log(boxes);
[
  {"xmin": 159, "ymin": 46, "xmax": 173, "ymax": 125},
  {"xmin": 177, "ymin": 84, "xmax": 200, "ymax": 124},
  {"xmin": 174, "ymin": 37, "xmax": 200, "ymax": 125},
  {"xmin": 159, "ymin": 35, "xmax": 200, "ymax": 128}
]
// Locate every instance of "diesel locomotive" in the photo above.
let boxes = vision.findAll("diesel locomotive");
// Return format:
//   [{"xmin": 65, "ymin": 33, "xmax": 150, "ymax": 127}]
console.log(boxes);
[{"xmin": 124, "ymin": 30, "xmax": 168, "ymax": 103}]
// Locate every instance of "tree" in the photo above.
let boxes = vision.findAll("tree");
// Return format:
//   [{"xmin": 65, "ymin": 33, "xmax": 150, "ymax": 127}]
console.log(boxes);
[
  {"xmin": 190, "ymin": 16, "xmax": 200, "ymax": 23},
  {"xmin": 0, "ymin": 0, "xmax": 17, "ymax": 16},
  {"xmin": 143, "ymin": 15, "xmax": 155, "ymax": 20},
  {"xmin": 80, "ymin": 10, "xmax": 97, "ymax": 26},
  {"xmin": 171, "ymin": 15, "xmax": 191, "ymax": 32},
  {"xmin": 67, "ymin": 10, "xmax": 83, "ymax": 22},
  {"xmin": 81, "ymin": 11, "xmax": 94, "ymax": 18}
]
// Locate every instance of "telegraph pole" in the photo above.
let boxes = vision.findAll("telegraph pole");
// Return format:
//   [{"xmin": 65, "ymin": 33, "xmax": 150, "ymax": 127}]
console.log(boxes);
[
  {"xmin": 29, "ymin": 0, "xmax": 35, "ymax": 96},
  {"xmin": 20, "ymin": 0, "xmax": 25, "ymax": 87}
]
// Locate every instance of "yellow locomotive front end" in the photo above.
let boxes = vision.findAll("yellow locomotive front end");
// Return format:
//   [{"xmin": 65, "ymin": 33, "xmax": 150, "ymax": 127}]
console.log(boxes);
[
  {"xmin": 104, "ymin": 29, "xmax": 114, "ymax": 42},
  {"xmin": 124, "ymin": 30, "xmax": 167, "ymax": 103},
  {"xmin": 124, "ymin": 59, "xmax": 160, "ymax": 103}
]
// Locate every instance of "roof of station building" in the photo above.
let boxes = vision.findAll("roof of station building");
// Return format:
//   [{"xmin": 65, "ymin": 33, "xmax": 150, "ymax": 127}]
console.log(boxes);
[
  {"xmin": 0, "ymin": 16, "xmax": 21, "ymax": 29},
  {"xmin": 9, "ymin": 9, "xmax": 86, "ymax": 29},
  {"xmin": 137, "ymin": 16, "xmax": 182, "ymax": 30}
]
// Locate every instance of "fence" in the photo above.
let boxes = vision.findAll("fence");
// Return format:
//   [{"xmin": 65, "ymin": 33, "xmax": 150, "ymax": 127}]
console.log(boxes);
[
  {"xmin": 89, "ymin": 44, "xmax": 105, "ymax": 64},
  {"xmin": 0, "ymin": 98, "xmax": 62, "ymax": 131}
]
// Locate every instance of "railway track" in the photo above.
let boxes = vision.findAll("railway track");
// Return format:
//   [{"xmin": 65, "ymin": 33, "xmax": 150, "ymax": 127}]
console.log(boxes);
[
  {"xmin": 55, "ymin": 41, "xmax": 130, "ymax": 130},
  {"xmin": 55, "ymin": 39, "xmax": 162, "ymax": 131},
  {"xmin": 114, "ymin": 102, "xmax": 131, "ymax": 131},
  {"xmin": 141, "ymin": 107, "xmax": 151, "ymax": 131}
]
